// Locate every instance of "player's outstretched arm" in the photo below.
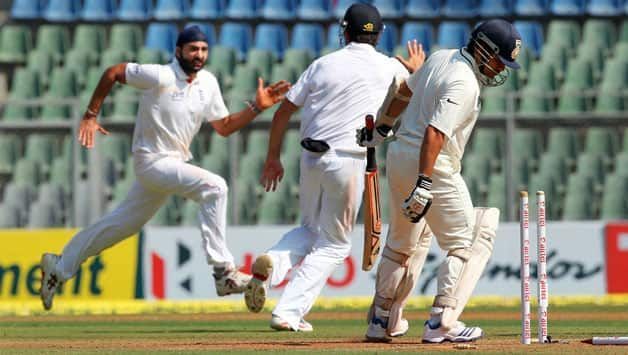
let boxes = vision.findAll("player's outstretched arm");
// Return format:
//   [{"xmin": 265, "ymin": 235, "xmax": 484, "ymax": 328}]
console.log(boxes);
[
  {"xmin": 260, "ymin": 99, "xmax": 298, "ymax": 192},
  {"xmin": 78, "ymin": 63, "xmax": 127, "ymax": 148},
  {"xmin": 211, "ymin": 78, "xmax": 290, "ymax": 137}
]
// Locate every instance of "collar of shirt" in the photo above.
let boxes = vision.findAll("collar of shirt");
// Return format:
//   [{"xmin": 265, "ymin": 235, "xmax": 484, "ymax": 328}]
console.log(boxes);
[
  {"xmin": 170, "ymin": 59, "xmax": 197, "ymax": 83},
  {"xmin": 344, "ymin": 42, "xmax": 377, "ymax": 53},
  {"xmin": 459, "ymin": 47, "xmax": 483, "ymax": 87}
]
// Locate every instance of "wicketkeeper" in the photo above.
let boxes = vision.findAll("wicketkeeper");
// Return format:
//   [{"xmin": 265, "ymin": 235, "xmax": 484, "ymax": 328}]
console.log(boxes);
[{"xmin": 357, "ymin": 19, "xmax": 522, "ymax": 343}]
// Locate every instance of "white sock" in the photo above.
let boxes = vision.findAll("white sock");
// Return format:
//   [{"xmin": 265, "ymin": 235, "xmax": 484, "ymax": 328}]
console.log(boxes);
[{"xmin": 428, "ymin": 307, "xmax": 443, "ymax": 328}]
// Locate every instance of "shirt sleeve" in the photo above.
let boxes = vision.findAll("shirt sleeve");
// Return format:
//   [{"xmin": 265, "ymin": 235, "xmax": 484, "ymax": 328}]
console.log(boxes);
[
  {"xmin": 125, "ymin": 63, "xmax": 161, "ymax": 90},
  {"xmin": 205, "ymin": 76, "xmax": 229, "ymax": 122},
  {"xmin": 428, "ymin": 78, "xmax": 475, "ymax": 140},
  {"xmin": 285, "ymin": 62, "xmax": 316, "ymax": 107},
  {"xmin": 406, "ymin": 68, "xmax": 422, "ymax": 94}
]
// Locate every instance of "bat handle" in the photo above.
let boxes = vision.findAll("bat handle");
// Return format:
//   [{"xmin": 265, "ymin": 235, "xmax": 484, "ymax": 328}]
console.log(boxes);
[
  {"xmin": 365, "ymin": 115, "xmax": 377, "ymax": 171},
  {"xmin": 365, "ymin": 115, "xmax": 375, "ymax": 141}
]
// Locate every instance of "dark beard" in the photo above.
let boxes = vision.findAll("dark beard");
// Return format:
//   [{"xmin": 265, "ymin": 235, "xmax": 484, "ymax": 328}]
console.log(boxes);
[{"xmin": 176, "ymin": 55, "xmax": 202, "ymax": 75}]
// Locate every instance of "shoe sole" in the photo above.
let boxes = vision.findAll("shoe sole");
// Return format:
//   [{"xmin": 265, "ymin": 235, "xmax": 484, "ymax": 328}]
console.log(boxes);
[
  {"xmin": 422, "ymin": 333, "xmax": 483, "ymax": 344},
  {"xmin": 245, "ymin": 278, "xmax": 266, "ymax": 313}
]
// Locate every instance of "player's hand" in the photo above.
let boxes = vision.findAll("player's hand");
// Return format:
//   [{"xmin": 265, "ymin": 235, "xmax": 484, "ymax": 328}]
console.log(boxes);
[
  {"xmin": 395, "ymin": 40, "xmax": 426, "ymax": 74},
  {"xmin": 260, "ymin": 157, "xmax": 284, "ymax": 192},
  {"xmin": 402, "ymin": 174, "xmax": 433, "ymax": 223},
  {"xmin": 78, "ymin": 115, "xmax": 109, "ymax": 149},
  {"xmin": 255, "ymin": 78, "xmax": 291, "ymax": 110},
  {"xmin": 356, "ymin": 126, "xmax": 387, "ymax": 147}
]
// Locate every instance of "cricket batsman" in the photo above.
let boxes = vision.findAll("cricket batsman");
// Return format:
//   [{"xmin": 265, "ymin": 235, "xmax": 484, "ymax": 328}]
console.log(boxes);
[
  {"xmin": 357, "ymin": 19, "xmax": 522, "ymax": 342},
  {"xmin": 39, "ymin": 26, "xmax": 290, "ymax": 310}
]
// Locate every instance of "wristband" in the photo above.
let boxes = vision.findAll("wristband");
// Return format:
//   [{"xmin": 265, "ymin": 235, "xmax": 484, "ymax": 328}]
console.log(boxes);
[
  {"xmin": 245, "ymin": 100, "xmax": 263, "ymax": 114},
  {"xmin": 84, "ymin": 108, "xmax": 98, "ymax": 118},
  {"xmin": 416, "ymin": 174, "xmax": 432, "ymax": 190}
]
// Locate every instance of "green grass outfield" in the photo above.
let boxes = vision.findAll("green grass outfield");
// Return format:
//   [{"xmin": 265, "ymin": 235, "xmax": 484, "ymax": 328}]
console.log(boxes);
[{"xmin": 0, "ymin": 297, "xmax": 627, "ymax": 354}]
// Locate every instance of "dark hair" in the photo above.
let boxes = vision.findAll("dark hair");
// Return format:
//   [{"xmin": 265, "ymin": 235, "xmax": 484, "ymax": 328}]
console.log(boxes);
[{"xmin": 348, "ymin": 32, "xmax": 380, "ymax": 46}]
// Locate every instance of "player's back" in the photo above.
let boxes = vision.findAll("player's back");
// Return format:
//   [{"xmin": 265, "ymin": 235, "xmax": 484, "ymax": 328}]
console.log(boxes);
[
  {"xmin": 293, "ymin": 42, "xmax": 407, "ymax": 154},
  {"xmin": 395, "ymin": 48, "xmax": 480, "ymax": 161}
]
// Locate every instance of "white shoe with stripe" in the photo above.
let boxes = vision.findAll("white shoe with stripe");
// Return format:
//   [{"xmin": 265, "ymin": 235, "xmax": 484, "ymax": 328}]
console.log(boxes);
[
  {"xmin": 422, "ymin": 321, "xmax": 483, "ymax": 343},
  {"xmin": 270, "ymin": 315, "xmax": 314, "ymax": 332}
]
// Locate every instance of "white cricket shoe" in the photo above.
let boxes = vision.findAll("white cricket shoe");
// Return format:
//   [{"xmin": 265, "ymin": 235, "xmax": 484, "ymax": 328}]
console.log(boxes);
[
  {"xmin": 422, "ymin": 320, "xmax": 483, "ymax": 343},
  {"xmin": 365, "ymin": 306, "xmax": 408, "ymax": 342},
  {"xmin": 40, "ymin": 253, "xmax": 62, "ymax": 311},
  {"xmin": 270, "ymin": 314, "xmax": 314, "ymax": 332},
  {"xmin": 244, "ymin": 254, "xmax": 273, "ymax": 313},
  {"xmin": 214, "ymin": 267, "xmax": 252, "ymax": 296}
]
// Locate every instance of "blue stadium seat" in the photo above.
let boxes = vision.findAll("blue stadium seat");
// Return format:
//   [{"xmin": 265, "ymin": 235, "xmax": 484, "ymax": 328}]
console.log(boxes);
[
  {"xmin": 401, "ymin": 22, "xmax": 434, "ymax": 54},
  {"xmin": 225, "ymin": 0, "xmax": 258, "ymax": 19},
  {"xmin": 478, "ymin": 0, "xmax": 513, "ymax": 16},
  {"xmin": 550, "ymin": 0, "xmax": 584, "ymax": 15},
  {"xmin": 145, "ymin": 23, "xmax": 179, "ymax": 54},
  {"xmin": 154, "ymin": 0, "xmax": 190, "ymax": 20},
  {"xmin": 437, "ymin": 22, "xmax": 470, "ymax": 49},
  {"xmin": 586, "ymin": 0, "xmax": 623, "ymax": 16},
  {"xmin": 184, "ymin": 23, "xmax": 216, "ymax": 47},
  {"xmin": 254, "ymin": 24, "xmax": 288, "ymax": 59},
  {"xmin": 514, "ymin": 0, "xmax": 547, "ymax": 16},
  {"xmin": 261, "ymin": 0, "xmax": 296, "ymax": 20},
  {"xmin": 11, "ymin": 0, "xmax": 43, "ymax": 20},
  {"xmin": 118, "ymin": 0, "xmax": 153, "ymax": 21},
  {"xmin": 514, "ymin": 21, "xmax": 544, "ymax": 58},
  {"xmin": 297, "ymin": 0, "xmax": 331, "ymax": 20},
  {"xmin": 81, "ymin": 0, "xmax": 116, "ymax": 21},
  {"xmin": 373, "ymin": 0, "xmax": 404, "ymax": 19},
  {"xmin": 326, "ymin": 23, "xmax": 341, "ymax": 51},
  {"xmin": 43, "ymin": 0, "xmax": 80, "ymax": 22},
  {"xmin": 190, "ymin": 0, "xmax": 224, "ymax": 19},
  {"xmin": 377, "ymin": 22, "xmax": 398, "ymax": 55},
  {"xmin": 442, "ymin": 0, "xmax": 478, "ymax": 18},
  {"xmin": 291, "ymin": 23, "xmax": 325, "ymax": 58},
  {"xmin": 219, "ymin": 22, "xmax": 253, "ymax": 61},
  {"xmin": 406, "ymin": 0, "xmax": 440, "ymax": 18},
  {"xmin": 333, "ymin": 0, "xmax": 364, "ymax": 18}
]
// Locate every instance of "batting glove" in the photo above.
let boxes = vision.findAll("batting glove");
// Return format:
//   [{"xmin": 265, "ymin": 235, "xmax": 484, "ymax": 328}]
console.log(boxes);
[
  {"xmin": 356, "ymin": 125, "xmax": 390, "ymax": 148},
  {"xmin": 402, "ymin": 174, "xmax": 433, "ymax": 223}
]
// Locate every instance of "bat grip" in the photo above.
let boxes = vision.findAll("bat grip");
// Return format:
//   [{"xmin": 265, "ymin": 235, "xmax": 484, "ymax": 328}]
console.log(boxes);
[
  {"xmin": 365, "ymin": 115, "xmax": 377, "ymax": 172},
  {"xmin": 365, "ymin": 114, "xmax": 374, "ymax": 141}
]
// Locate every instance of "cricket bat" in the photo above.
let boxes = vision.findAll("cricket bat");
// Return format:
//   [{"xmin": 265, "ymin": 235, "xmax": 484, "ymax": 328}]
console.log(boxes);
[{"xmin": 362, "ymin": 114, "xmax": 382, "ymax": 271}]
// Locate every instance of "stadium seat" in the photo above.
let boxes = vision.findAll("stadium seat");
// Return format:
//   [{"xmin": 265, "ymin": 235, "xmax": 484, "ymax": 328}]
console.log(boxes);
[
  {"xmin": 145, "ymin": 23, "xmax": 179, "ymax": 55},
  {"xmin": 208, "ymin": 45, "xmax": 237, "ymax": 82},
  {"xmin": 43, "ymin": 0, "xmax": 80, "ymax": 22},
  {"xmin": 437, "ymin": 22, "xmax": 470, "ymax": 49},
  {"xmin": 325, "ymin": 23, "xmax": 342, "ymax": 52},
  {"xmin": 442, "ymin": 0, "xmax": 478, "ymax": 18},
  {"xmin": 538, "ymin": 153, "xmax": 569, "ymax": 185},
  {"xmin": 616, "ymin": 152, "xmax": 628, "ymax": 176},
  {"xmin": 73, "ymin": 24, "xmax": 107, "ymax": 61},
  {"xmin": 373, "ymin": 22, "xmax": 396, "ymax": 55},
  {"xmin": 254, "ymin": 24, "xmax": 288, "ymax": 60},
  {"xmin": 26, "ymin": 49, "xmax": 54, "ymax": 87},
  {"xmin": 595, "ymin": 58, "xmax": 627, "ymax": 113},
  {"xmin": 373, "ymin": 0, "xmax": 404, "ymax": 19},
  {"xmin": 0, "ymin": 25, "xmax": 33, "ymax": 63},
  {"xmin": 25, "ymin": 134, "xmax": 57, "ymax": 170},
  {"xmin": 514, "ymin": 0, "xmax": 547, "ymax": 16},
  {"xmin": 257, "ymin": 185, "xmax": 290, "ymax": 224},
  {"xmin": 600, "ymin": 173, "xmax": 628, "ymax": 219},
  {"xmin": 284, "ymin": 48, "xmax": 314, "ymax": 73},
  {"xmin": 587, "ymin": 0, "xmax": 624, "ymax": 16},
  {"xmin": 37, "ymin": 182, "xmax": 66, "ymax": 212},
  {"xmin": 406, "ymin": 0, "xmax": 440, "ymax": 18},
  {"xmin": 180, "ymin": 199, "xmax": 200, "ymax": 226},
  {"xmin": 11, "ymin": 0, "xmax": 44, "ymax": 19},
  {"xmin": 246, "ymin": 49, "xmax": 274, "ymax": 79},
  {"xmin": 230, "ymin": 65, "xmax": 260, "ymax": 97},
  {"xmin": 470, "ymin": 128, "xmax": 503, "ymax": 170},
  {"xmin": 41, "ymin": 69, "xmax": 79, "ymax": 121},
  {"xmin": 478, "ymin": 0, "xmax": 513, "ymax": 16},
  {"xmin": 540, "ymin": 45, "xmax": 568, "ymax": 82},
  {"xmin": 519, "ymin": 61, "xmax": 556, "ymax": 114},
  {"xmin": 332, "ymin": 0, "xmax": 357, "ymax": 18},
  {"xmin": 184, "ymin": 23, "xmax": 217, "ymax": 47},
  {"xmin": 550, "ymin": 0, "xmax": 584, "ymax": 15},
  {"xmin": 486, "ymin": 173, "xmax": 507, "ymax": 220},
  {"xmin": 297, "ymin": 0, "xmax": 331, "ymax": 20},
  {"xmin": 109, "ymin": 90, "xmax": 139, "ymax": 123},
  {"xmin": 562, "ymin": 174, "xmax": 595, "ymax": 220},
  {"xmin": 3, "ymin": 182, "xmax": 35, "ymax": 217},
  {"xmin": 225, "ymin": 0, "xmax": 258, "ymax": 19},
  {"xmin": 400, "ymin": 22, "xmax": 434, "ymax": 55},
  {"xmin": 527, "ymin": 172, "xmax": 560, "ymax": 219},
  {"xmin": 154, "ymin": 0, "xmax": 190, "ymax": 20},
  {"xmin": 190, "ymin": 0, "xmax": 224, "ymax": 19},
  {"xmin": 545, "ymin": 20, "xmax": 580, "ymax": 54},
  {"xmin": 209, "ymin": 131, "xmax": 229, "ymax": 160},
  {"xmin": 546, "ymin": 128, "xmax": 580, "ymax": 167},
  {"xmin": 261, "ymin": 0, "xmax": 296, "ymax": 20},
  {"xmin": 513, "ymin": 129, "xmax": 543, "ymax": 164},
  {"xmin": 514, "ymin": 21, "xmax": 543, "ymax": 58},
  {"xmin": 463, "ymin": 154, "xmax": 492, "ymax": 187},
  {"xmin": 137, "ymin": 47, "xmax": 167, "ymax": 64},
  {"xmin": 558, "ymin": 58, "xmax": 594, "ymax": 114},
  {"xmin": 110, "ymin": 24, "xmax": 144, "ymax": 55},
  {"xmin": 291, "ymin": 23, "xmax": 325, "ymax": 58},
  {"xmin": 81, "ymin": 0, "xmax": 116, "ymax": 21},
  {"xmin": 35, "ymin": 25, "xmax": 71, "ymax": 65},
  {"xmin": 584, "ymin": 128, "xmax": 620, "ymax": 159},
  {"xmin": 100, "ymin": 49, "xmax": 135, "ymax": 69},
  {"xmin": 219, "ymin": 22, "xmax": 253, "ymax": 61},
  {"xmin": 0, "ymin": 203, "xmax": 22, "ymax": 228},
  {"xmin": 201, "ymin": 153, "xmax": 229, "ymax": 180},
  {"xmin": 14, "ymin": 158, "xmax": 41, "ymax": 187},
  {"xmin": 117, "ymin": 0, "xmax": 153, "ymax": 21},
  {"xmin": 582, "ymin": 19, "xmax": 617, "ymax": 55},
  {"xmin": 3, "ymin": 69, "xmax": 40, "ymax": 121},
  {"xmin": 621, "ymin": 20, "xmax": 628, "ymax": 42}
]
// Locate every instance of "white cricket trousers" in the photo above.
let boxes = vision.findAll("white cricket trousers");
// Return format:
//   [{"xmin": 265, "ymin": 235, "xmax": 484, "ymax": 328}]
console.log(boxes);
[
  {"xmin": 265, "ymin": 150, "xmax": 365, "ymax": 330},
  {"xmin": 55, "ymin": 152, "xmax": 235, "ymax": 280}
]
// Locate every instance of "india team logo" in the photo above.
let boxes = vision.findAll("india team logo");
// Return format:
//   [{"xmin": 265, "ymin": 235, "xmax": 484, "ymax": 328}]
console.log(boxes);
[{"xmin": 512, "ymin": 39, "xmax": 522, "ymax": 60}]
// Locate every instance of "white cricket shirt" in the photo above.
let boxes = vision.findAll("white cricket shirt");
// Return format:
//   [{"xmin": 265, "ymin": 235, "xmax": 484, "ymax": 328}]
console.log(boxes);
[
  {"xmin": 395, "ymin": 48, "xmax": 481, "ymax": 171},
  {"xmin": 125, "ymin": 60, "xmax": 229, "ymax": 161},
  {"xmin": 286, "ymin": 42, "xmax": 408, "ymax": 154}
]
